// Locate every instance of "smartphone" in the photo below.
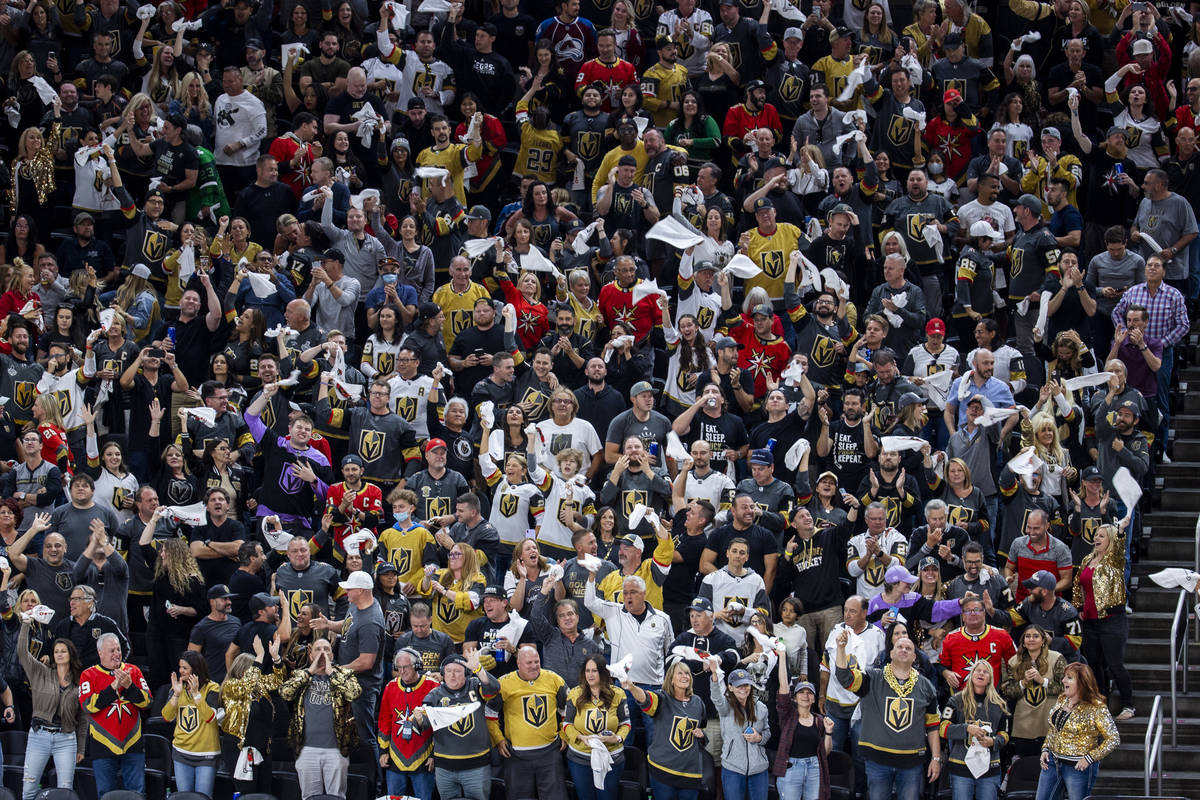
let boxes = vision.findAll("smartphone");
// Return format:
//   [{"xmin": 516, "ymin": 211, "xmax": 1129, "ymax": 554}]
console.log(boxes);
[{"xmin": 148, "ymin": 347, "xmax": 165, "ymax": 358}]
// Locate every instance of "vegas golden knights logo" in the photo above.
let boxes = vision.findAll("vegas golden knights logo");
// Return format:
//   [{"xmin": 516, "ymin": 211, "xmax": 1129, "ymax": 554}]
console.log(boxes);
[
  {"xmin": 865, "ymin": 559, "xmax": 885, "ymax": 586},
  {"xmin": 112, "ymin": 487, "xmax": 127, "ymax": 509},
  {"xmin": 1024, "ymin": 684, "xmax": 1046, "ymax": 707},
  {"xmin": 289, "ymin": 589, "xmax": 314, "ymax": 620},
  {"xmin": 943, "ymin": 78, "xmax": 965, "ymax": 99},
  {"xmin": 669, "ymin": 716, "xmax": 696, "ymax": 751},
  {"xmin": 826, "ymin": 247, "xmax": 842, "ymax": 265},
  {"xmin": 93, "ymin": 168, "xmax": 106, "ymax": 192},
  {"xmin": 583, "ymin": 708, "xmax": 606, "ymax": 734},
  {"xmin": 56, "ymin": 572, "xmax": 73, "ymax": 591},
  {"xmin": 178, "ymin": 706, "xmax": 199, "ymax": 733},
  {"xmin": 1081, "ymin": 516, "xmax": 1098, "ymax": 546},
  {"xmin": 143, "ymin": 230, "xmax": 168, "ymax": 262},
  {"xmin": 885, "ymin": 696, "xmax": 914, "ymax": 733},
  {"xmin": 948, "ymin": 505, "xmax": 971, "ymax": 530},
  {"xmin": 761, "ymin": 251, "xmax": 784, "ymax": 279},
  {"xmin": 726, "ymin": 43, "xmax": 743, "ymax": 69},
  {"xmin": 427, "ymin": 497, "xmax": 450, "ymax": 519},
  {"xmin": 523, "ymin": 695, "xmax": 549, "ymax": 727},
  {"xmin": 437, "ymin": 594, "xmax": 460, "ymax": 624},
  {"xmin": 725, "ymin": 595, "xmax": 749, "ymax": 610},
  {"xmin": 780, "ymin": 74, "xmax": 804, "ymax": 102},
  {"xmin": 1125, "ymin": 126, "xmax": 1141, "ymax": 148},
  {"xmin": 394, "ymin": 395, "xmax": 417, "ymax": 422},
  {"xmin": 359, "ymin": 430, "xmax": 385, "ymax": 462},
  {"xmin": 906, "ymin": 213, "xmax": 928, "ymax": 241},
  {"xmin": 54, "ymin": 391, "xmax": 71, "ymax": 418},
  {"xmin": 888, "ymin": 115, "xmax": 914, "ymax": 147},
  {"xmin": 631, "ymin": 0, "xmax": 652, "ymax": 18},
  {"xmin": 577, "ymin": 132, "xmax": 600, "ymax": 160},
  {"xmin": 499, "ymin": 492, "xmax": 519, "ymax": 517},
  {"xmin": 812, "ymin": 335, "xmax": 837, "ymax": 368},
  {"xmin": 377, "ymin": 352, "xmax": 396, "ymax": 376},
  {"xmin": 1009, "ymin": 248, "xmax": 1024, "ymax": 279},
  {"xmin": 14, "ymin": 382, "xmax": 34, "ymax": 409},
  {"xmin": 393, "ymin": 548, "xmax": 413, "ymax": 575},
  {"xmin": 622, "ymin": 490, "xmax": 648, "ymax": 518},
  {"xmin": 451, "ymin": 310, "xmax": 472, "ymax": 336},
  {"xmin": 412, "ymin": 69, "xmax": 435, "ymax": 97},
  {"xmin": 262, "ymin": 400, "xmax": 277, "ymax": 430},
  {"xmin": 448, "ymin": 712, "xmax": 475, "ymax": 736},
  {"xmin": 696, "ymin": 306, "xmax": 715, "ymax": 331},
  {"xmin": 615, "ymin": 193, "xmax": 633, "ymax": 216}
]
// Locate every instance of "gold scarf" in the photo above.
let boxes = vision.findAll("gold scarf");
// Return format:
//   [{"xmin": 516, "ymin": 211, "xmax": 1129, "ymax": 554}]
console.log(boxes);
[{"xmin": 883, "ymin": 664, "xmax": 918, "ymax": 698}]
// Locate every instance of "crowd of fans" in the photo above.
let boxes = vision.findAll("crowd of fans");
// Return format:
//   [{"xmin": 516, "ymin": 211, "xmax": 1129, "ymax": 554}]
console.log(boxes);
[{"xmin": 0, "ymin": 0, "xmax": 1194, "ymax": 795}]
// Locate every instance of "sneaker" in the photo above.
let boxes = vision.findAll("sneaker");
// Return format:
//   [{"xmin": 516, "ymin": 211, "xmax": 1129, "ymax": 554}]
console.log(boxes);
[
  {"xmin": 1162, "ymin": 453, "xmax": 1172, "ymax": 464},
  {"xmin": 1116, "ymin": 707, "xmax": 1136, "ymax": 721}
]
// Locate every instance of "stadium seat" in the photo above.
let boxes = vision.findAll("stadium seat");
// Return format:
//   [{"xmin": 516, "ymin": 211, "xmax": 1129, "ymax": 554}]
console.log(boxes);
[
  {"xmin": 1004, "ymin": 756, "xmax": 1043, "ymax": 800},
  {"xmin": 98, "ymin": 791, "xmax": 146, "ymax": 800},
  {"xmin": 1, "ymin": 731, "xmax": 27, "ymax": 759},
  {"xmin": 827, "ymin": 750, "xmax": 855, "ymax": 800}
]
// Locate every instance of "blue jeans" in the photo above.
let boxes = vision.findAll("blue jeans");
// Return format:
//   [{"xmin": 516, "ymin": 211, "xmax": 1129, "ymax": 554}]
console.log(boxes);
[
  {"xmin": 778, "ymin": 756, "xmax": 822, "ymax": 800},
  {"xmin": 951, "ymin": 772, "xmax": 1001, "ymax": 800},
  {"xmin": 1157, "ymin": 345, "xmax": 1174, "ymax": 447},
  {"xmin": 983, "ymin": 494, "xmax": 1001, "ymax": 566},
  {"xmin": 1035, "ymin": 757, "xmax": 1099, "ymax": 800},
  {"xmin": 23, "ymin": 728, "xmax": 78, "ymax": 800},
  {"xmin": 649, "ymin": 776, "xmax": 699, "ymax": 800},
  {"xmin": 864, "ymin": 760, "xmax": 923, "ymax": 800},
  {"xmin": 173, "ymin": 759, "xmax": 216, "ymax": 797},
  {"xmin": 1188, "ymin": 241, "xmax": 1200, "ymax": 300},
  {"xmin": 567, "ymin": 756, "xmax": 622, "ymax": 800},
  {"xmin": 434, "ymin": 764, "xmax": 491, "ymax": 800},
  {"xmin": 92, "ymin": 752, "xmax": 146, "ymax": 796},
  {"xmin": 721, "ymin": 768, "xmax": 768, "ymax": 800},
  {"xmin": 386, "ymin": 766, "xmax": 436, "ymax": 800},
  {"xmin": 629, "ymin": 683, "xmax": 658, "ymax": 748}
]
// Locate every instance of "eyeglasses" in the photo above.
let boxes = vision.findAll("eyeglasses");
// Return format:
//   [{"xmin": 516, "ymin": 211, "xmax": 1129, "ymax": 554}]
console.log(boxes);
[
  {"xmin": 69, "ymin": 596, "xmax": 87, "ymax": 602},
  {"xmin": 963, "ymin": 608, "xmax": 984, "ymax": 615},
  {"xmin": 552, "ymin": 399, "xmax": 573, "ymax": 404},
  {"xmin": 448, "ymin": 552, "xmax": 464, "ymax": 558}
]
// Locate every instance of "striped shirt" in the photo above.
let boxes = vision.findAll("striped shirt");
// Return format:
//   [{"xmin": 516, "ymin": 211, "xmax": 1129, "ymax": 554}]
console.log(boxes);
[{"xmin": 1111, "ymin": 281, "xmax": 1189, "ymax": 346}]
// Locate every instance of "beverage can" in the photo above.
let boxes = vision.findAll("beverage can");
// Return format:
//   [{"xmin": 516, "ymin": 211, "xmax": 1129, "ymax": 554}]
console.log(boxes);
[{"xmin": 766, "ymin": 438, "xmax": 777, "ymax": 452}]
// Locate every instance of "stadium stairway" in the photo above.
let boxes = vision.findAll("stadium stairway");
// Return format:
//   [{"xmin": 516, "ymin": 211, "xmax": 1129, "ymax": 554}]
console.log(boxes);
[{"xmin": 1088, "ymin": 323, "xmax": 1200, "ymax": 796}]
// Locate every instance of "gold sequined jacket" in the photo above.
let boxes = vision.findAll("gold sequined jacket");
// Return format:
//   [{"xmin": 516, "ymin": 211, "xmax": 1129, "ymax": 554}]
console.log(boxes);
[
  {"xmin": 8, "ymin": 122, "xmax": 59, "ymax": 208},
  {"xmin": 1072, "ymin": 531, "xmax": 1126, "ymax": 616},
  {"xmin": 279, "ymin": 666, "xmax": 362, "ymax": 756},
  {"xmin": 1042, "ymin": 698, "xmax": 1120, "ymax": 763},
  {"xmin": 220, "ymin": 663, "xmax": 286, "ymax": 748}
]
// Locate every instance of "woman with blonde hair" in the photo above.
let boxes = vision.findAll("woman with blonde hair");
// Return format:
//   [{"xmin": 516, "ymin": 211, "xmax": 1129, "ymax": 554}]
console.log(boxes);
[
  {"xmin": 177, "ymin": 71, "xmax": 214, "ymax": 145},
  {"xmin": 555, "ymin": 268, "xmax": 602, "ymax": 341},
  {"xmin": 8, "ymin": 101, "xmax": 61, "ymax": 245},
  {"xmin": 607, "ymin": 0, "xmax": 644, "ymax": 68},
  {"xmin": 221, "ymin": 639, "xmax": 285, "ymax": 796},
  {"xmin": 0, "ymin": 260, "xmax": 41, "ymax": 321},
  {"xmin": 139, "ymin": 520, "xmax": 207, "ymax": 687},
  {"xmin": 498, "ymin": 265, "xmax": 549, "ymax": 350},
  {"xmin": 940, "ymin": 660, "xmax": 1010, "ymax": 800},
  {"xmin": 1022, "ymin": 409, "xmax": 1075, "ymax": 507},
  {"xmin": 132, "ymin": 11, "xmax": 185, "ymax": 110},
  {"xmin": 504, "ymin": 538, "xmax": 562, "ymax": 613},
  {"xmin": 420, "ymin": 542, "xmax": 487, "ymax": 644},
  {"xmin": 113, "ymin": 93, "xmax": 160, "ymax": 200},
  {"xmin": 32, "ymin": 397, "xmax": 73, "ymax": 475},
  {"xmin": 1002, "ymin": 626, "xmax": 1065, "ymax": 757},
  {"xmin": 622, "ymin": 661, "xmax": 707, "ymax": 800},
  {"xmin": 481, "ymin": 415, "xmax": 545, "ymax": 569},
  {"xmin": 930, "ymin": 458, "xmax": 991, "ymax": 553},
  {"xmin": 107, "ymin": 269, "xmax": 161, "ymax": 344},
  {"xmin": 1035, "ymin": 662, "xmax": 1119, "ymax": 799},
  {"xmin": 7, "ymin": 51, "xmax": 52, "ymax": 140},
  {"xmin": 1074, "ymin": 523, "xmax": 1133, "ymax": 720}
]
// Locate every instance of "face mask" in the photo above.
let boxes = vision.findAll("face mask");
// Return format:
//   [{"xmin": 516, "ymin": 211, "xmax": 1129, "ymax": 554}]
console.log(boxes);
[
  {"xmin": 382, "ymin": 273, "xmax": 398, "ymax": 285},
  {"xmin": 396, "ymin": 510, "xmax": 410, "ymax": 523},
  {"xmin": 928, "ymin": 162, "xmax": 944, "ymax": 175}
]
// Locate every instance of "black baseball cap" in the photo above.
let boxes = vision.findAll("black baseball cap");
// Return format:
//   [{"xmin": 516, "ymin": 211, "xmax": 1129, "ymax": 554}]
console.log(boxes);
[{"xmin": 208, "ymin": 584, "xmax": 235, "ymax": 600}]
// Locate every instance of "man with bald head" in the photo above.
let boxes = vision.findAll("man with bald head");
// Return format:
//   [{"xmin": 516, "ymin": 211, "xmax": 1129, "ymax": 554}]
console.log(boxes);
[
  {"xmin": 214, "ymin": 65, "xmax": 268, "ymax": 195},
  {"xmin": 8, "ymin": 513, "xmax": 76, "ymax": 620},
  {"xmin": 324, "ymin": 66, "xmax": 390, "ymax": 167}
]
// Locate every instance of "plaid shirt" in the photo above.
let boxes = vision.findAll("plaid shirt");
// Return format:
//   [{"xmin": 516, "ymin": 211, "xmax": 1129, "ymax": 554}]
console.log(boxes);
[{"xmin": 1111, "ymin": 281, "xmax": 1189, "ymax": 347}]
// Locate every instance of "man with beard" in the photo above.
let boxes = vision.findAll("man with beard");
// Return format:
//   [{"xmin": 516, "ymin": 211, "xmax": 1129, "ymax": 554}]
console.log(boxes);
[
  {"xmin": 299, "ymin": 31, "xmax": 351, "ymax": 96},
  {"xmin": 0, "ymin": 319, "xmax": 42, "ymax": 429},
  {"xmin": 55, "ymin": 212, "xmax": 116, "ymax": 280},
  {"xmin": 723, "ymin": 81, "xmax": 782, "ymax": 158},
  {"xmin": 765, "ymin": 28, "xmax": 809, "ymax": 131},
  {"xmin": 538, "ymin": 306, "xmax": 592, "ymax": 388},
  {"xmin": 374, "ymin": 26, "xmax": 454, "ymax": 115},
  {"xmin": 598, "ymin": 435, "xmax": 674, "ymax": 539},
  {"xmin": 679, "ymin": 163, "xmax": 735, "ymax": 231},
  {"xmin": 783, "ymin": 505, "xmax": 847, "ymax": 660},
  {"xmin": 1006, "ymin": 570, "xmax": 1082, "ymax": 655},
  {"xmin": 947, "ymin": 542, "xmax": 1008, "ymax": 602},
  {"xmin": 865, "ymin": 349, "xmax": 918, "ymax": 435},
  {"xmin": 672, "ymin": 383, "xmax": 749, "ymax": 477},
  {"xmin": 574, "ymin": 358, "xmax": 626, "ymax": 442},
  {"xmin": 804, "ymin": 204, "xmax": 863, "ymax": 295},
  {"xmin": 996, "ymin": 466, "xmax": 1062, "ymax": 565},
  {"xmin": 406, "ymin": 441, "xmax": 472, "ymax": 531},
  {"xmin": 642, "ymin": 37, "xmax": 690, "ymax": 128},
  {"xmin": 563, "ymin": 84, "xmax": 609, "ymax": 209},
  {"xmin": 1008, "ymin": 194, "xmax": 1063, "ymax": 385},
  {"xmin": 817, "ymin": 387, "xmax": 877, "ymax": 490},
  {"xmin": 38, "ymin": 338, "xmax": 99, "ymax": 466},
  {"xmin": 1094, "ymin": 398, "xmax": 1150, "ymax": 509},
  {"xmin": 884, "ymin": 170, "xmax": 957, "ymax": 321},
  {"xmin": 575, "ymin": 32, "xmax": 638, "ymax": 111},
  {"xmin": 438, "ymin": 8, "xmax": 516, "ymax": 117},
  {"xmin": 967, "ymin": 319, "xmax": 1027, "ymax": 400},
  {"xmin": 671, "ymin": 441, "xmax": 735, "ymax": 518},
  {"xmin": 863, "ymin": 63, "xmax": 924, "ymax": 174},
  {"xmin": 640, "ymin": 128, "xmax": 689, "ymax": 215},
  {"xmin": 857, "ymin": 450, "xmax": 920, "ymax": 531},
  {"xmin": 597, "ymin": 157, "xmax": 660, "ymax": 248},
  {"xmin": 598, "ymin": 254, "xmax": 663, "ymax": 345},
  {"xmin": 712, "ymin": 0, "xmax": 769, "ymax": 83},
  {"xmin": 416, "ymin": 113, "xmax": 483, "ymax": 209},
  {"xmin": 818, "ymin": 158, "xmax": 879, "ymax": 255}
]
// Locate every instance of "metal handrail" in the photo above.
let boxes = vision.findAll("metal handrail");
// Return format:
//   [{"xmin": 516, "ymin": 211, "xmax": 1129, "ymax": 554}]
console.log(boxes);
[
  {"xmin": 1169, "ymin": 589, "xmax": 1189, "ymax": 746},
  {"xmin": 1145, "ymin": 694, "xmax": 1164, "ymax": 797}
]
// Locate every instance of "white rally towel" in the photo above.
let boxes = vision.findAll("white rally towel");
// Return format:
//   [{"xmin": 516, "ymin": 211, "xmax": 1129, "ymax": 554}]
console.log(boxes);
[
  {"xmin": 627, "ymin": 503, "xmax": 650, "ymax": 531},
  {"xmin": 177, "ymin": 245, "xmax": 196, "ymax": 284},
  {"xmin": 246, "ymin": 272, "xmax": 276, "ymax": 299},
  {"xmin": 833, "ymin": 129, "xmax": 866, "ymax": 150},
  {"xmin": 796, "ymin": 251, "xmax": 822, "ymax": 291},
  {"xmin": 171, "ymin": 17, "xmax": 204, "ymax": 31},
  {"xmin": 572, "ymin": 220, "xmax": 601, "ymax": 254},
  {"xmin": 770, "ymin": 0, "xmax": 806, "ymax": 19},
  {"xmin": 234, "ymin": 747, "xmax": 264, "ymax": 781},
  {"xmin": 163, "ymin": 502, "xmax": 207, "ymax": 526},
  {"xmin": 784, "ymin": 437, "xmax": 810, "ymax": 471},
  {"xmin": 29, "ymin": 76, "xmax": 60, "ymax": 106},
  {"xmin": 343, "ymin": 530, "xmax": 378, "ymax": 555},
  {"xmin": 1111, "ymin": 466, "xmax": 1141, "ymax": 524},
  {"xmin": 881, "ymin": 435, "xmax": 927, "ymax": 453},
  {"xmin": 415, "ymin": 166, "xmax": 451, "ymax": 184},
  {"xmin": 780, "ymin": 358, "xmax": 805, "ymax": 386},
  {"xmin": 183, "ymin": 406, "xmax": 217, "ymax": 427},
  {"xmin": 351, "ymin": 104, "xmax": 384, "ymax": 148},
  {"xmin": 842, "ymin": 110, "xmax": 867, "ymax": 128},
  {"xmin": 919, "ymin": 369, "xmax": 954, "ymax": 410},
  {"xmin": 281, "ymin": 43, "xmax": 309, "ymax": 65},
  {"xmin": 722, "ymin": 254, "xmax": 762, "ymax": 280},
  {"xmin": 266, "ymin": 325, "xmax": 298, "ymax": 339},
  {"xmin": 666, "ymin": 430, "xmax": 690, "ymax": 462},
  {"xmin": 518, "ymin": 246, "xmax": 562, "ymax": 279},
  {"xmin": 976, "ymin": 406, "xmax": 1017, "ymax": 427},
  {"xmin": 27, "ymin": 605, "xmax": 55, "ymax": 624},
  {"xmin": 1007, "ymin": 447, "xmax": 1044, "ymax": 490},
  {"xmin": 1020, "ymin": 30, "xmax": 1042, "ymax": 43},
  {"xmin": 671, "ymin": 646, "xmax": 714, "ymax": 665},
  {"xmin": 275, "ymin": 370, "xmax": 302, "ymax": 389},
  {"xmin": 262, "ymin": 518, "xmax": 293, "ymax": 551},
  {"xmin": 1033, "ymin": 291, "xmax": 1052, "ymax": 338},
  {"xmin": 965, "ymin": 743, "xmax": 991, "ymax": 779},
  {"xmin": 607, "ymin": 654, "xmax": 633, "ymax": 683},
  {"xmin": 647, "ymin": 215, "xmax": 704, "ymax": 250},
  {"xmin": 837, "ymin": 58, "xmax": 870, "ymax": 103},
  {"xmin": 420, "ymin": 701, "xmax": 480, "ymax": 730},
  {"xmin": 1139, "ymin": 232, "xmax": 1163, "ymax": 253},
  {"xmin": 578, "ymin": 553, "xmax": 605, "ymax": 572},
  {"xmin": 902, "ymin": 106, "xmax": 927, "ymax": 132},
  {"xmin": 493, "ymin": 610, "xmax": 528, "ymax": 647},
  {"xmin": 921, "ymin": 223, "xmax": 944, "ymax": 262},
  {"xmin": 477, "ymin": 400, "xmax": 496, "ymax": 428},
  {"xmin": 1062, "ymin": 372, "xmax": 1114, "ymax": 392},
  {"xmin": 900, "ymin": 53, "xmax": 923, "ymax": 86},
  {"xmin": 882, "ymin": 291, "xmax": 907, "ymax": 329},
  {"xmin": 634, "ymin": 116, "xmax": 650, "ymax": 138},
  {"xmin": 632, "ymin": 279, "xmax": 667, "ymax": 305},
  {"xmin": 98, "ymin": 309, "xmax": 117, "ymax": 333},
  {"xmin": 820, "ymin": 268, "xmax": 850, "ymax": 300},
  {"xmin": 462, "ymin": 236, "xmax": 502, "ymax": 259},
  {"xmin": 748, "ymin": 626, "xmax": 787, "ymax": 655},
  {"xmin": 384, "ymin": 0, "xmax": 409, "ymax": 28},
  {"xmin": 1149, "ymin": 568, "xmax": 1200, "ymax": 593},
  {"xmin": 136, "ymin": 4, "xmax": 156, "ymax": 19},
  {"xmin": 604, "ymin": 335, "xmax": 634, "ymax": 361},
  {"xmin": 587, "ymin": 736, "xmax": 614, "ymax": 789}
]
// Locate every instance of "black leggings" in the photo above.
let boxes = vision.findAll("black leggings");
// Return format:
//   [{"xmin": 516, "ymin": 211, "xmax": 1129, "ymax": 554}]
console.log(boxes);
[{"xmin": 1081, "ymin": 613, "xmax": 1132, "ymax": 708}]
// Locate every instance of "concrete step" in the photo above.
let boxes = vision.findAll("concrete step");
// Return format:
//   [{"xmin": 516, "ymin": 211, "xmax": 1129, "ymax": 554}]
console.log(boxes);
[
  {"xmin": 1122, "ymin": 610, "xmax": 1183, "ymax": 637},
  {"xmin": 1115, "ymin": 714, "xmax": 1200, "ymax": 745},
  {"xmin": 1137, "ymin": 510, "xmax": 1198, "ymax": 535},
  {"xmin": 1095, "ymin": 768, "xmax": 1200, "ymax": 797},
  {"xmin": 1103, "ymin": 741, "xmax": 1198, "ymax": 771},
  {"xmin": 1119, "ymin": 637, "xmax": 1200, "ymax": 664},
  {"xmin": 1131, "ymin": 586, "xmax": 1194, "ymax": 613},
  {"xmin": 1158, "ymin": 490, "xmax": 1200, "ymax": 511},
  {"xmin": 1169, "ymin": 415, "xmax": 1200, "ymax": 435},
  {"xmin": 1130, "ymin": 662, "xmax": 1200, "ymax": 693},
  {"xmin": 1145, "ymin": 534, "xmax": 1197, "ymax": 563}
]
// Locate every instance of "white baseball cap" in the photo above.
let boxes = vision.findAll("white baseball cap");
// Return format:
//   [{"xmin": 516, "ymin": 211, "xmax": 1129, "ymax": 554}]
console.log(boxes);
[{"xmin": 339, "ymin": 571, "xmax": 374, "ymax": 590}]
